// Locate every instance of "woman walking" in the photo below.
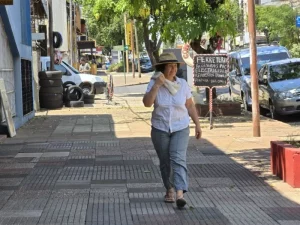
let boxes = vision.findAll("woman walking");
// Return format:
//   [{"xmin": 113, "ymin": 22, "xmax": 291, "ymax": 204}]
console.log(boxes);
[{"xmin": 143, "ymin": 52, "xmax": 202, "ymax": 208}]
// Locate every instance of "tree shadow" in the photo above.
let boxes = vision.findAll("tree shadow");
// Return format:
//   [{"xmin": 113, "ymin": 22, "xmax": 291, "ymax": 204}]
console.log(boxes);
[{"xmin": 0, "ymin": 113, "xmax": 300, "ymax": 224}]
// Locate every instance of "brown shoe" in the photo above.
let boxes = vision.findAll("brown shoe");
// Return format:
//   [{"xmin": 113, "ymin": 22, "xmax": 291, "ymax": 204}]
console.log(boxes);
[{"xmin": 164, "ymin": 189, "xmax": 175, "ymax": 203}]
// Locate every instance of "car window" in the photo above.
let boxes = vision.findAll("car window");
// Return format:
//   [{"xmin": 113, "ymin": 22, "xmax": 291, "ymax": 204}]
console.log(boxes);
[
  {"xmin": 46, "ymin": 62, "xmax": 68, "ymax": 74},
  {"xmin": 269, "ymin": 62, "xmax": 300, "ymax": 82},
  {"xmin": 62, "ymin": 61, "xmax": 79, "ymax": 74},
  {"xmin": 140, "ymin": 58, "xmax": 151, "ymax": 64},
  {"xmin": 241, "ymin": 52, "xmax": 289, "ymax": 74}
]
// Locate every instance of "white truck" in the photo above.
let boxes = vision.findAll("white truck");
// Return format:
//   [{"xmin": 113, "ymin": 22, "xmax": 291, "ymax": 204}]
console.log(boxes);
[{"xmin": 40, "ymin": 57, "xmax": 106, "ymax": 94}]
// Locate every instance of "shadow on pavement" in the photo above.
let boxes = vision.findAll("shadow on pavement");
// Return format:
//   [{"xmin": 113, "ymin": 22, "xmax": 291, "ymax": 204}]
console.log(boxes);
[{"xmin": 0, "ymin": 114, "xmax": 299, "ymax": 224}]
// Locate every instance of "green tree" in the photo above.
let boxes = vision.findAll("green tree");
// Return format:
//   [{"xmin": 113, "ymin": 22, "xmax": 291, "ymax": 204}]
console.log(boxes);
[
  {"xmin": 255, "ymin": 5, "xmax": 300, "ymax": 48},
  {"xmin": 79, "ymin": 0, "xmax": 240, "ymax": 64}
]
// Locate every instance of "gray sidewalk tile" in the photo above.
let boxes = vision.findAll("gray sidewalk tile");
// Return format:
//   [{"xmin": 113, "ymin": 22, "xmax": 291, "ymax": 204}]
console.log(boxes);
[
  {"xmin": 278, "ymin": 221, "xmax": 300, "ymax": 225},
  {"xmin": 0, "ymin": 191, "xmax": 14, "ymax": 209},
  {"xmin": 0, "ymin": 210, "xmax": 42, "ymax": 217},
  {"xmin": 15, "ymin": 153, "xmax": 43, "ymax": 158},
  {"xmin": 0, "ymin": 217, "xmax": 39, "ymax": 225},
  {"xmin": 262, "ymin": 207, "xmax": 300, "ymax": 221},
  {"xmin": 58, "ymin": 167, "xmax": 93, "ymax": 181},
  {"xmin": 0, "ymin": 178, "xmax": 23, "ymax": 187},
  {"xmin": 38, "ymin": 197, "xmax": 88, "ymax": 225},
  {"xmin": 42, "ymin": 152, "xmax": 70, "ymax": 157},
  {"xmin": 2, "ymin": 112, "xmax": 300, "ymax": 224},
  {"xmin": 92, "ymin": 166, "xmax": 126, "ymax": 180}
]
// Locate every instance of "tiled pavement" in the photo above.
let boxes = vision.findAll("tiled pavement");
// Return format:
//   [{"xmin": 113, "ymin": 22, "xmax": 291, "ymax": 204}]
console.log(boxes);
[{"xmin": 0, "ymin": 102, "xmax": 300, "ymax": 224}]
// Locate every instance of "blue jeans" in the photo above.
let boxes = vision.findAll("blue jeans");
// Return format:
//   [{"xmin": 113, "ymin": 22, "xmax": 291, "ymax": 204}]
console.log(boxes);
[{"xmin": 151, "ymin": 126, "xmax": 190, "ymax": 193}]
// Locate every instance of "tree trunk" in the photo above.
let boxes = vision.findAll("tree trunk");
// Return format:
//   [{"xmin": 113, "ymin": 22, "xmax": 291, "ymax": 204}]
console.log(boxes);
[{"xmin": 142, "ymin": 19, "xmax": 161, "ymax": 67}]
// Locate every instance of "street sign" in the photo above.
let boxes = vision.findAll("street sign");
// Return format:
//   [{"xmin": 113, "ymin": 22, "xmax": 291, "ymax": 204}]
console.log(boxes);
[
  {"xmin": 193, "ymin": 54, "xmax": 229, "ymax": 87},
  {"xmin": 126, "ymin": 23, "xmax": 132, "ymax": 50},
  {"xmin": 296, "ymin": 16, "xmax": 300, "ymax": 28},
  {"xmin": 124, "ymin": 45, "xmax": 129, "ymax": 51}
]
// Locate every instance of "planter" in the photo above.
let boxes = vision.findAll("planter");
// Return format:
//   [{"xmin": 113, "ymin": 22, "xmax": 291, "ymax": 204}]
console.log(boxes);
[
  {"xmin": 270, "ymin": 141, "xmax": 300, "ymax": 188},
  {"xmin": 195, "ymin": 102, "xmax": 241, "ymax": 117}
]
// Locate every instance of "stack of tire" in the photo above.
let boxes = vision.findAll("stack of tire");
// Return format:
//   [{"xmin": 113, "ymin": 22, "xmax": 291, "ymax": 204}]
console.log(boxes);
[
  {"xmin": 39, "ymin": 71, "xmax": 63, "ymax": 109},
  {"xmin": 63, "ymin": 84, "xmax": 84, "ymax": 107},
  {"xmin": 79, "ymin": 82, "xmax": 95, "ymax": 104}
]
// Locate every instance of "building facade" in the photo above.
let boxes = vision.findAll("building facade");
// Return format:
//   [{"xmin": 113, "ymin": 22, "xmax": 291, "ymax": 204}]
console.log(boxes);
[{"xmin": 0, "ymin": 0, "xmax": 35, "ymax": 130}]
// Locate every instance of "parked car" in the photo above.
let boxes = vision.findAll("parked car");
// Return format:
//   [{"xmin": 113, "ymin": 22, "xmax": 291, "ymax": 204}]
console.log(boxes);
[
  {"xmin": 228, "ymin": 45, "xmax": 291, "ymax": 110},
  {"xmin": 258, "ymin": 58, "xmax": 300, "ymax": 119},
  {"xmin": 135, "ymin": 58, "xmax": 154, "ymax": 73},
  {"xmin": 40, "ymin": 57, "xmax": 106, "ymax": 94}
]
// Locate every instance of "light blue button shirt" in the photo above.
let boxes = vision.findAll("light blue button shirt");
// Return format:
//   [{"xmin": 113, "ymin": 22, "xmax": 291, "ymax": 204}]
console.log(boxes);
[{"xmin": 146, "ymin": 77, "xmax": 192, "ymax": 133}]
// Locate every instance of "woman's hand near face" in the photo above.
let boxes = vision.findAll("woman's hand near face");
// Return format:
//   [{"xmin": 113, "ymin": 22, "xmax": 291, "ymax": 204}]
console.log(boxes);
[{"xmin": 155, "ymin": 74, "xmax": 166, "ymax": 87}]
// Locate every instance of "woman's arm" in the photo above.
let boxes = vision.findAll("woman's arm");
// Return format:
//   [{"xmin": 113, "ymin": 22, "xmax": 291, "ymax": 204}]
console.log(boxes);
[
  {"xmin": 143, "ymin": 74, "xmax": 165, "ymax": 107},
  {"xmin": 185, "ymin": 97, "xmax": 202, "ymax": 139}
]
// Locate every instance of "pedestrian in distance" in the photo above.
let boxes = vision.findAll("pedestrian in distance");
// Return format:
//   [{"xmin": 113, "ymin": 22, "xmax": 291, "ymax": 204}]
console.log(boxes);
[
  {"xmin": 79, "ymin": 57, "xmax": 91, "ymax": 74},
  {"xmin": 143, "ymin": 52, "xmax": 202, "ymax": 209}
]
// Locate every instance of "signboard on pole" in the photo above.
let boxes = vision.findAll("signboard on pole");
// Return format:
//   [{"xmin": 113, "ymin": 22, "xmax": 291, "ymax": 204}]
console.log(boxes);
[
  {"xmin": 296, "ymin": 16, "xmax": 300, "ymax": 28},
  {"xmin": 193, "ymin": 54, "xmax": 228, "ymax": 87},
  {"xmin": 126, "ymin": 22, "xmax": 132, "ymax": 50}
]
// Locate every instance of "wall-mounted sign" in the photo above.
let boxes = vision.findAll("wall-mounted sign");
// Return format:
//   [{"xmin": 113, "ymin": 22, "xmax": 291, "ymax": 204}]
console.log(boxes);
[{"xmin": 0, "ymin": 0, "xmax": 13, "ymax": 5}]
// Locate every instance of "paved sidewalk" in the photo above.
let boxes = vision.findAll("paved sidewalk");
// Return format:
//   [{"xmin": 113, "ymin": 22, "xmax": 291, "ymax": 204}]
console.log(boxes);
[{"xmin": 0, "ymin": 94, "xmax": 300, "ymax": 224}]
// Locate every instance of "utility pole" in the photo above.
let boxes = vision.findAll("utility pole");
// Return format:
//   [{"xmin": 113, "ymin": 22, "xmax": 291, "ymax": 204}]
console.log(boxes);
[
  {"xmin": 134, "ymin": 19, "xmax": 141, "ymax": 78},
  {"xmin": 248, "ymin": 0, "xmax": 261, "ymax": 137},
  {"xmin": 124, "ymin": 14, "xmax": 129, "ymax": 74},
  {"xmin": 69, "ymin": 0, "xmax": 73, "ymax": 65},
  {"xmin": 131, "ymin": 20, "xmax": 135, "ymax": 78},
  {"xmin": 48, "ymin": 0, "xmax": 54, "ymax": 70},
  {"xmin": 122, "ymin": 40, "xmax": 126, "ymax": 84}
]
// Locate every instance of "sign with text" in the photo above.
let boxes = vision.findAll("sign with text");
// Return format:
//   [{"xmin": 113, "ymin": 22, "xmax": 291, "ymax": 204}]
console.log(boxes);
[{"xmin": 193, "ymin": 54, "xmax": 228, "ymax": 87}]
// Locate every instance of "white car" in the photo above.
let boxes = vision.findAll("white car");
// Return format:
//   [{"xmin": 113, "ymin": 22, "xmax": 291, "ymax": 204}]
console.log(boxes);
[{"xmin": 40, "ymin": 57, "xmax": 106, "ymax": 94}]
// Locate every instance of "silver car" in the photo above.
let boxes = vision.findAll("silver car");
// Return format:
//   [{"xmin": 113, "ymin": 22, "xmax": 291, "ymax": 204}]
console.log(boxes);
[
  {"xmin": 258, "ymin": 58, "xmax": 300, "ymax": 119},
  {"xmin": 228, "ymin": 46, "xmax": 290, "ymax": 111}
]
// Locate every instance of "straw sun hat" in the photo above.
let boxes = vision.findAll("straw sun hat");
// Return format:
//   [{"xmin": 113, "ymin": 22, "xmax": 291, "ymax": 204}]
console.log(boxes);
[{"xmin": 155, "ymin": 52, "xmax": 184, "ymax": 66}]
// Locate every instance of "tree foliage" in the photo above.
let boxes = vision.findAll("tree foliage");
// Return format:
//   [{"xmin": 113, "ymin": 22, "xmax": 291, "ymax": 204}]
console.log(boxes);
[
  {"xmin": 255, "ymin": 5, "xmax": 300, "ymax": 48},
  {"xmin": 79, "ymin": 0, "xmax": 240, "ymax": 64}
]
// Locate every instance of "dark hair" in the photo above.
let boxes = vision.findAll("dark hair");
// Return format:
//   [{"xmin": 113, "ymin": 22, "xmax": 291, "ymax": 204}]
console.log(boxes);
[{"xmin": 155, "ymin": 63, "xmax": 180, "ymax": 73}]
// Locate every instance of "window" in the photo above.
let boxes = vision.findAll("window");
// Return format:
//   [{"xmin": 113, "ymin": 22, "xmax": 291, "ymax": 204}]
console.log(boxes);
[
  {"xmin": 21, "ymin": 59, "xmax": 33, "ymax": 115},
  {"xmin": 46, "ymin": 62, "xmax": 68, "ymax": 75},
  {"xmin": 269, "ymin": 62, "xmax": 300, "ymax": 82},
  {"xmin": 241, "ymin": 52, "xmax": 289, "ymax": 75},
  {"xmin": 62, "ymin": 61, "xmax": 79, "ymax": 74}
]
